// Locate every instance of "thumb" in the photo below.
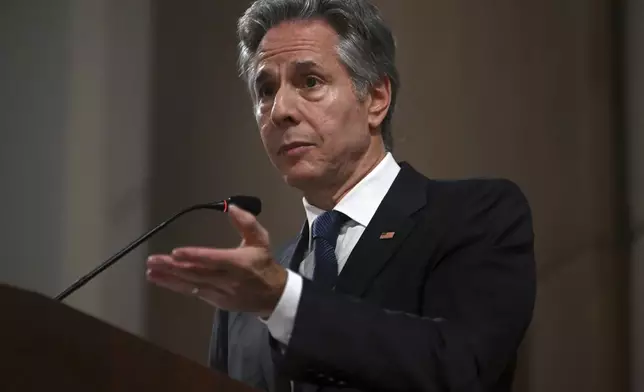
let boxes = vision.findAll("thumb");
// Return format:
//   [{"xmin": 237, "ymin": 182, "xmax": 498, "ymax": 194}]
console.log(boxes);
[{"xmin": 227, "ymin": 204, "xmax": 269, "ymax": 247}]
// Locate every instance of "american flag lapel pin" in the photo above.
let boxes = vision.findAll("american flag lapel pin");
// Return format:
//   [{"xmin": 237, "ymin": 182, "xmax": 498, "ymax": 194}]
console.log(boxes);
[{"xmin": 379, "ymin": 231, "xmax": 395, "ymax": 239}]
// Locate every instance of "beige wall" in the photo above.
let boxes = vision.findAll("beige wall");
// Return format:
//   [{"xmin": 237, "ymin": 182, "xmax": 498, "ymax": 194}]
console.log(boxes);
[
  {"xmin": 63, "ymin": 0, "xmax": 151, "ymax": 336},
  {"xmin": 1, "ymin": 1, "xmax": 69, "ymax": 297},
  {"xmin": 0, "ymin": 0, "xmax": 150, "ymax": 335}
]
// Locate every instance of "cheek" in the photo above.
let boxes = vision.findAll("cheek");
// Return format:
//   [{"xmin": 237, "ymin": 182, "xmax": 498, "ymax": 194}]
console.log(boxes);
[
  {"xmin": 255, "ymin": 108, "xmax": 271, "ymax": 142},
  {"xmin": 311, "ymin": 100, "xmax": 366, "ymax": 145},
  {"xmin": 258, "ymin": 126, "xmax": 277, "ymax": 155}
]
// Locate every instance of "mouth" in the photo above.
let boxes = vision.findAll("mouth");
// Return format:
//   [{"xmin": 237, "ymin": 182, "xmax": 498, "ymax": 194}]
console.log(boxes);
[{"xmin": 278, "ymin": 141, "xmax": 315, "ymax": 156}]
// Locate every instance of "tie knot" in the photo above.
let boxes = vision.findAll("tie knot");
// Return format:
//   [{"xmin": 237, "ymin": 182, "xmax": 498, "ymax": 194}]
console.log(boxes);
[{"xmin": 312, "ymin": 210, "xmax": 347, "ymax": 244}]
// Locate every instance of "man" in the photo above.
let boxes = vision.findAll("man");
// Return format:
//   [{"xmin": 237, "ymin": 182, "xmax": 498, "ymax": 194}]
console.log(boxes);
[{"xmin": 146, "ymin": 0, "xmax": 536, "ymax": 391}]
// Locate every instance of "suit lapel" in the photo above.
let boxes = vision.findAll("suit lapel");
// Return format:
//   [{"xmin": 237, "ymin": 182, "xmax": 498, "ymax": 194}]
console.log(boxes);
[{"xmin": 335, "ymin": 163, "xmax": 428, "ymax": 297}]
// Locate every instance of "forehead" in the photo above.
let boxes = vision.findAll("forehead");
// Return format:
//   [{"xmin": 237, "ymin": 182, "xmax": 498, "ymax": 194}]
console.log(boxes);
[{"xmin": 255, "ymin": 19, "xmax": 341, "ymax": 70}]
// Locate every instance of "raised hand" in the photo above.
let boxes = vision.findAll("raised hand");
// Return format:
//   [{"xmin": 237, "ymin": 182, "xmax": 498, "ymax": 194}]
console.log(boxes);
[{"xmin": 146, "ymin": 204, "xmax": 287, "ymax": 318}]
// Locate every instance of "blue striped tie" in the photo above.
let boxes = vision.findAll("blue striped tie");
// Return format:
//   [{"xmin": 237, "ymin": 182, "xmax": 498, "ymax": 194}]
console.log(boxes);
[{"xmin": 311, "ymin": 210, "xmax": 348, "ymax": 289}]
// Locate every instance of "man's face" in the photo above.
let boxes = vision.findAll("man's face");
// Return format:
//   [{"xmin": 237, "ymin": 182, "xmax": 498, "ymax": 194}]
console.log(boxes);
[{"xmin": 251, "ymin": 19, "xmax": 381, "ymax": 191}]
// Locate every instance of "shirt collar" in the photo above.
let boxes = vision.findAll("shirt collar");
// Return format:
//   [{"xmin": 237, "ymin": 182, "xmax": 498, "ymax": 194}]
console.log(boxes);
[{"xmin": 303, "ymin": 152, "xmax": 401, "ymax": 233}]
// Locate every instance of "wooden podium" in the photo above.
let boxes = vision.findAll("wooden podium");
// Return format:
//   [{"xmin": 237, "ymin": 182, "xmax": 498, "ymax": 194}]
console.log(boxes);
[{"xmin": 0, "ymin": 284, "xmax": 258, "ymax": 391}]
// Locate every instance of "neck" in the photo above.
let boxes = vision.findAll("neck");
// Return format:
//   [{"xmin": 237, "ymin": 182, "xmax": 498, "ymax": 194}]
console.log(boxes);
[{"xmin": 304, "ymin": 148, "xmax": 387, "ymax": 210}]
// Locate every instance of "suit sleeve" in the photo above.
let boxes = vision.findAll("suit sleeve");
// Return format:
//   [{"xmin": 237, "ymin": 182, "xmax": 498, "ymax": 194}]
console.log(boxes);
[{"xmin": 274, "ymin": 180, "xmax": 537, "ymax": 391}]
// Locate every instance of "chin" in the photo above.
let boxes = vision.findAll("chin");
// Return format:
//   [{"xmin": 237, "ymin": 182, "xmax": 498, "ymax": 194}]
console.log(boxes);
[{"xmin": 280, "ymin": 161, "xmax": 324, "ymax": 190}]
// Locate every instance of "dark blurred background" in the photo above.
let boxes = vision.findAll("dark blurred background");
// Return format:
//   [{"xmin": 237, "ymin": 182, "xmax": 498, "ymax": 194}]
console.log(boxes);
[{"xmin": 1, "ymin": 1, "xmax": 641, "ymax": 391}]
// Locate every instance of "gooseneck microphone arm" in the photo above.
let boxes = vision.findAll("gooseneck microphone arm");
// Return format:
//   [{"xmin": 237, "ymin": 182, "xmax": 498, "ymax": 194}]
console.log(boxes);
[{"xmin": 54, "ymin": 195, "xmax": 261, "ymax": 301}]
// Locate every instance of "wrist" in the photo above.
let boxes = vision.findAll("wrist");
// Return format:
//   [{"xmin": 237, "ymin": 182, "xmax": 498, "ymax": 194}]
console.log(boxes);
[{"xmin": 259, "ymin": 264, "xmax": 288, "ymax": 318}]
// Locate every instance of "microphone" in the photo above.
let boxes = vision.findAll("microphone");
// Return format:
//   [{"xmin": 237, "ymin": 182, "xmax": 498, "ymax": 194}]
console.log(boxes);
[{"xmin": 54, "ymin": 195, "xmax": 261, "ymax": 301}]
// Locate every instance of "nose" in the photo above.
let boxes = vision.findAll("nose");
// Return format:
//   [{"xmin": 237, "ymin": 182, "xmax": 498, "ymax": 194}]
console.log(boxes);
[{"xmin": 270, "ymin": 85, "xmax": 300, "ymax": 128}]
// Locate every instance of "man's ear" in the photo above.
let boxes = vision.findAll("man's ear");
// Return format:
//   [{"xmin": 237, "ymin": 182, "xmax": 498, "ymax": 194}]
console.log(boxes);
[{"xmin": 367, "ymin": 76, "xmax": 392, "ymax": 130}]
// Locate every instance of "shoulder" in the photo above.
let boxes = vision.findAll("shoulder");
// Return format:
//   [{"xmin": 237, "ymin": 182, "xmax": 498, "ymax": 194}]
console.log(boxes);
[
  {"xmin": 422, "ymin": 177, "xmax": 534, "ymax": 244},
  {"xmin": 428, "ymin": 177, "xmax": 530, "ymax": 212},
  {"xmin": 396, "ymin": 163, "xmax": 533, "ymax": 233},
  {"xmin": 398, "ymin": 162, "xmax": 530, "ymax": 213}
]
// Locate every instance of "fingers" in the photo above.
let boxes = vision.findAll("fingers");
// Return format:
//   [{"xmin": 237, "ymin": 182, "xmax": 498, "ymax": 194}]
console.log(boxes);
[
  {"xmin": 146, "ymin": 268, "xmax": 199, "ymax": 295},
  {"xmin": 146, "ymin": 257, "xmax": 232, "ymax": 296},
  {"xmin": 170, "ymin": 246, "xmax": 267, "ymax": 268},
  {"xmin": 147, "ymin": 246, "xmax": 268, "ymax": 291},
  {"xmin": 147, "ymin": 255, "xmax": 228, "ymax": 285},
  {"xmin": 146, "ymin": 242, "xmax": 282, "ymax": 315},
  {"xmin": 227, "ymin": 204, "xmax": 269, "ymax": 247}
]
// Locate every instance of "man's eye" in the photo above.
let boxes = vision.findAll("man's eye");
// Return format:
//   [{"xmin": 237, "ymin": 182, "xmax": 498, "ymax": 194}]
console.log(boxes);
[
  {"xmin": 258, "ymin": 84, "xmax": 275, "ymax": 98},
  {"xmin": 304, "ymin": 76, "xmax": 319, "ymax": 89}
]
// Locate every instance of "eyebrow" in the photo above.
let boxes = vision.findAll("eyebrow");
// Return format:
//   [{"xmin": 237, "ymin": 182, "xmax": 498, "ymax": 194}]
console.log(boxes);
[
  {"xmin": 253, "ymin": 59, "xmax": 322, "ymax": 89},
  {"xmin": 292, "ymin": 60, "xmax": 321, "ymax": 74}
]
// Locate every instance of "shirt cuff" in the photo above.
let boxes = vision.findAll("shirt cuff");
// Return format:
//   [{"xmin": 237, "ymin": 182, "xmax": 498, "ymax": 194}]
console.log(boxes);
[{"xmin": 259, "ymin": 269, "xmax": 302, "ymax": 345}]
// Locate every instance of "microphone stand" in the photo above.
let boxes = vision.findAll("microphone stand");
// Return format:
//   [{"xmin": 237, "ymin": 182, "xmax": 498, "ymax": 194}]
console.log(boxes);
[{"xmin": 55, "ymin": 202, "xmax": 223, "ymax": 301}]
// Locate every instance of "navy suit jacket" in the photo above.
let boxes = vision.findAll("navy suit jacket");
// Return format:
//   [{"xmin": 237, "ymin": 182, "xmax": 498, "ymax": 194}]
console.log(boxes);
[{"xmin": 209, "ymin": 162, "xmax": 536, "ymax": 392}]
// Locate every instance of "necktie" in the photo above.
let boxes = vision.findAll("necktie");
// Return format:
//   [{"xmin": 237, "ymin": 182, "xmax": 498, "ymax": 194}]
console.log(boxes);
[{"xmin": 311, "ymin": 210, "xmax": 348, "ymax": 289}]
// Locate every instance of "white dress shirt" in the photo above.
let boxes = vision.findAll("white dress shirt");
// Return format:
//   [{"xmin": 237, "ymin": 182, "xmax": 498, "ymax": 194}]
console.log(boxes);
[{"xmin": 261, "ymin": 152, "xmax": 401, "ymax": 345}]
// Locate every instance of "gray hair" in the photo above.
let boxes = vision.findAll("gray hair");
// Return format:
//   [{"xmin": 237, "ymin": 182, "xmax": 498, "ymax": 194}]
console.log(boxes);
[{"xmin": 237, "ymin": 0, "xmax": 400, "ymax": 151}]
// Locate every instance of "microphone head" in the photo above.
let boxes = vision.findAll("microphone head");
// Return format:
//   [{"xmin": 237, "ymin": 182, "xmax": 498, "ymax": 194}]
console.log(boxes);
[{"xmin": 227, "ymin": 195, "xmax": 262, "ymax": 216}]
